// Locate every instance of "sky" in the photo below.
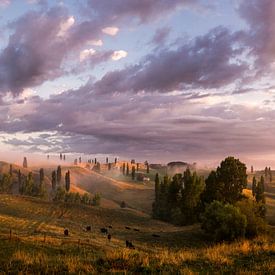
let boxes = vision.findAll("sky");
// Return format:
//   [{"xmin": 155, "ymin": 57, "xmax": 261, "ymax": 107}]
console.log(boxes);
[{"xmin": 0, "ymin": 0, "xmax": 275, "ymax": 168}]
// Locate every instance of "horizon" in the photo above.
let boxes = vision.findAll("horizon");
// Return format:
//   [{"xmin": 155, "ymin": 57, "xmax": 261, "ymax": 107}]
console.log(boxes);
[{"xmin": 0, "ymin": 0, "xmax": 275, "ymax": 168}]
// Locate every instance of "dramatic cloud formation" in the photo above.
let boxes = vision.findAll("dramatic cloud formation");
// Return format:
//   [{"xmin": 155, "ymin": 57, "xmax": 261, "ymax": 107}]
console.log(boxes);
[{"xmin": 0, "ymin": 0, "xmax": 275, "ymax": 167}]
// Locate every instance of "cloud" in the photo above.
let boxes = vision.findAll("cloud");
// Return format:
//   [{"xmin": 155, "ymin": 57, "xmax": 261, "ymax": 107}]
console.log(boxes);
[
  {"xmin": 93, "ymin": 27, "xmax": 247, "ymax": 95},
  {"xmin": 80, "ymin": 48, "xmax": 96, "ymax": 62},
  {"xmin": 111, "ymin": 50, "xmax": 128, "ymax": 61},
  {"xmin": 85, "ymin": 0, "xmax": 208, "ymax": 23},
  {"xmin": 87, "ymin": 39, "xmax": 103, "ymax": 46},
  {"xmin": 151, "ymin": 27, "xmax": 171, "ymax": 45},
  {"xmin": 102, "ymin": 27, "xmax": 119, "ymax": 36},
  {"xmin": 0, "ymin": 0, "xmax": 10, "ymax": 7},
  {"xmin": 57, "ymin": 16, "xmax": 75, "ymax": 37}
]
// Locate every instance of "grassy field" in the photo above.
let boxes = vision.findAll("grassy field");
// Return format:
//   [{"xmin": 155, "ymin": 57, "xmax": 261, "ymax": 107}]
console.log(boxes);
[
  {"xmin": 0, "ymin": 194, "xmax": 274, "ymax": 273},
  {"xmin": 0, "ymin": 161, "xmax": 274, "ymax": 273}
]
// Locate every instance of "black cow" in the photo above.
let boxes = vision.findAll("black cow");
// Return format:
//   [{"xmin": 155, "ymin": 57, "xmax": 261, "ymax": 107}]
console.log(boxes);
[
  {"xmin": 152, "ymin": 234, "xmax": 160, "ymax": 238},
  {"xmin": 108, "ymin": 225, "xmax": 113, "ymax": 229},
  {"xmin": 64, "ymin": 229, "xmax": 69, "ymax": 236},
  {"xmin": 133, "ymin": 228, "xmax": 140, "ymax": 232},
  {"xmin": 86, "ymin": 226, "xmax": 91, "ymax": 232},
  {"xmin": 100, "ymin": 228, "xmax": 108, "ymax": 234},
  {"xmin": 126, "ymin": 240, "xmax": 135, "ymax": 249},
  {"xmin": 125, "ymin": 226, "xmax": 131, "ymax": 230},
  {"xmin": 107, "ymin": 234, "xmax": 112, "ymax": 241}
]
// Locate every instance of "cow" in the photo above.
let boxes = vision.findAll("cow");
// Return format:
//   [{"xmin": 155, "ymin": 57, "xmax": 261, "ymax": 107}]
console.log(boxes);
[
  {"xmin": 125, "ymin": 226, "xmax": 131, "ymax": 230},
  {"xmin": 100, "ymin": 228, "xmax": 108, "ymax": 234},
  {"xmin": 86, "ymin": 226, "xmax": 91, "ymax": 232},
  {"xmin": 152, "ymin": 234, "xmax": 160, "ymax": 238},
  {"xmin": 126, "ymin": 240, "xmax": 135, "ymax": 249},
  {"xmin": 108, "ymin": 225, "xmax": 113, "ymax": 229},
  {"xmin": 107, "ymin": 234, "xmax": 112, "ymax": 242},
  {"xmin": 64, "ymin": 229, "xmax": 69, "ymax": 236},
  {"xmin": 133, "ymin": 228, "xmax": 140, "ymax": 232}
]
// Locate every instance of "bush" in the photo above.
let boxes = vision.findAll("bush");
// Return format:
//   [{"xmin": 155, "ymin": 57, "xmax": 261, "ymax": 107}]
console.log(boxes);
[
  {"xmin": 201, "ymin": 201, "xmax": 247, "ymax": 241},
  {"xmin": 120, "ymin": 201, "xmax": 126, "ymax": 208},
  {"xmin": 236, "ymin": 199, "xmax": 266, "ymax": 237}
]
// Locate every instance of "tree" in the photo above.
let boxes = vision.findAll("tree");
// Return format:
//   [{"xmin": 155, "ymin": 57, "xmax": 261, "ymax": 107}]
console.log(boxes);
[
  {"xmin": 18, "ymin": 170, "xmax": 22, "ymax": 193},
  {"xmin": 215, "ymin": 156, "xmax": 247, "ymax": 204},
  {"xmin": 9, "ymin": 164, "xmax": 12, "ymax": 177},
  {"xmin": 39, "ymin": 168, "xmax": 44, "ymax": 186},
  {"xmin": 53, "ymin": 186, "xmax": 66, "ymax": 202},
  {"xmin": 60, "ymin": 153, "xmax": 62, "ymax": 160},
  {"xmin": 23, "ymin": 157, "xmax": 28, "ymax": 168},
  {"xmin": 131, "ymin": 166, "xmax": 136, "ymax": 180},
  {"xmin": 201, "ymin": 170, "xmax": 223, "ymax": 205},
  {"xmin": 136, "ymin": 163, "xmax": 139, "ymax": 171},
  {"xmin": 146, "ymin": 162, "xmax": 150, "ymax": 174},
  {"xmin": 236, "ymin": 199, "xmax": 266, "ymax": 237},
  {"xmin": 65, "ymin": 170, "xmax": 71, "ymax": 192},
  {"xmin": 108, "ymin": 163, "xmax": 112, "ymax": 171},
  {"xmin": 252, "ymin": 176, "xmax": 257, "ymax": 197},
  {"xmin": 255, "ymin": 176, "xmax": 265, "ymax": 204},
  {"xmin": 126, "ymin": 163, "xmax": 129, "ymax": 176},
  {"xmin": 57, "ymin": 166, "xmax": 62, "ymax": 185},
  {"xmin": 122, "ymin": 163, "xmax": 126, "ymax": 175},
  {"xmin": 51, "ymin": 171, "xmax": 57, "ymax": 190},
  {"xmin": 115, "ymin": 158, "xmax": 117, "ymax": 164},
  {"xmin": 181, "ymin": 169, "xmax": 205, "ymax": 224},
  {"xmin": 106, "ymin": 157, "xmax": 108, "ymax": 164},
  {"xmin": 25, "ymin": 172, "xmax": 34, "ymax": 195},
  {"xmin": 0, "ymin": 174, "xmax": 12, "ymax": 193},
  {"xmin": 201, "ymin": 201, "xmax": 247, "ymax": 241},
  {"xmin": 251, "ymin": 165, "xmax": 254, "ymax": 173},
  {"xmin": 92, "ymin": 193, "xmax": 101, "ymax": 206}
]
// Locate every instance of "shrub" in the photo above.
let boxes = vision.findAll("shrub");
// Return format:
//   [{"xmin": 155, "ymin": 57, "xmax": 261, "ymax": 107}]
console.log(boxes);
[
  {"xmin": 201, "ymin": 201, "xmax": 247, "ymax": 241},
  {"xmin": 236, "ymin": 199, "xmax": 266, "ymax": 237},
  {"xmin": 120, "ymin": 201, "xmax": 126, "ymax": 208}
]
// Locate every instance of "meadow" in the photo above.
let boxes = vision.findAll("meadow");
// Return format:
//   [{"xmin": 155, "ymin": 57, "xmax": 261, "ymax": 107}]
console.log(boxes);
[{"xmin": 0, "ymin": 161, "xmax": 274, "ymax": 273}]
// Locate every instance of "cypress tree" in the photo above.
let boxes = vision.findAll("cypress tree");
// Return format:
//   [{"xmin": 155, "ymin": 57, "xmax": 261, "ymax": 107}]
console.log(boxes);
[
  {"xmin": 131, "ymin": 166, "xmax": 136, "ymax": 180},
  {"xmin": 126, "ymin": 163, "xmax": 129, "ymax": 176},
  {"xmin": 65, "ymin": 170, "xmax": 70, "ymax": 192},
  {"xmin": 256, "ymin": 176, "xmax": 265, "ymax": 204},
  {"xmin": 57, "ymin": 166, "xmax": 62, "ymax": 185},
  {"xmin": 23, "ymin": 157, "xmax": 28, "ymax": 168},
  {"xmin": 52, "ymin": 170, "xmax": 57, "ymax": 190},
  {"xmin": 147, "ymin": 163, "xmax": 150, "ymax": 174},
  {"xmin": 9, "ymin": 164, "xmax": 12, "ymax": 177},
  {"xmin": 252, "ymin": 176, "xmax": 257, "ymax": 197},
  {"xmin": 122, "ymin": 163, "xmax": 126, "ymax": 175},
  {"xmin": 39, "ymin": 168, "xmax": 44, "ymax": 186}
]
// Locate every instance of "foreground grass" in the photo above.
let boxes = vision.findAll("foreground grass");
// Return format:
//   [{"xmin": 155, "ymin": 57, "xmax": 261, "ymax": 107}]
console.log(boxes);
[{"xmin": 0, "ymin": 234, "xmax": 274, "ymax": 273}]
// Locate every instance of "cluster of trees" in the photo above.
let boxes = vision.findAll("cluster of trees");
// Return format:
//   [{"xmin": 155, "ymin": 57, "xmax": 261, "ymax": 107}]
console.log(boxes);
[
  {"xmin": 121, "ymin": 161, "xmax": 148, "ymax": 180},
  {"xmin": 264, "ymin": 167, "xmax": 272, "ymax": 182},
  {"xmin": 53, "ymin": 187, "xmax": 101, "ymax": 206},
  {"xmin": 153, "ymin": 157, "xmax": 267, "ymax": 241},
  {"xmin": 19, "ymin": 169, "xmax": 46, "ymax": 197},
  {"xmin": 152, "ymin": 170, "xmax": 204, "ymax": 225}
]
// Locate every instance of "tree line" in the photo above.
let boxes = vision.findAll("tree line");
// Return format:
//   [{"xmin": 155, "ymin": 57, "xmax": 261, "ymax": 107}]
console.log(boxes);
[{"xmin": 152, "ymin": 156, "xmax": 267, "ymax": 241}]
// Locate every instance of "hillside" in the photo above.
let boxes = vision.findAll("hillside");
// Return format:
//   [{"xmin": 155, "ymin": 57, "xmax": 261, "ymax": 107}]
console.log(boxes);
[{"xmin": 0, "ymin": 195, "xmax": 273, "ymax": 273}]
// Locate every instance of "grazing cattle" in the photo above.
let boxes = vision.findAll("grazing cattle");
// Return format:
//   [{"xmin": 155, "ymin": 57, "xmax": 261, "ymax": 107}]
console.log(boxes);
[
  {"xmin": 107, "ymin": 234, "xmax": 112, "ymax": 241},
  {"xmin": 125, "ymin": 226, "xmax": 131, "ymax": 230},
  {"xmin": 133, "ymin": 228, "xmax": 140, "ymax": 232},
  {"xmin": 100, "ymin": 228, "xmax": 108, "ymax": 234},
  {"xmin": 86, "ymin": 226, "xmax": 91, "ymax": 232},
  {"xmin": 152, "ymin": 234, "xmax": 160, "ymax": 238},
  {"xmin": 126, "ymin": 240, "xmax": 135, "ymax": 249},
  {"xmin": 108, "ymin": 225, "xmax": 112, "ymax": 229},
  {"xmin": 64, "ymin": 229, "xmax": 69, "ymax": 236}
]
